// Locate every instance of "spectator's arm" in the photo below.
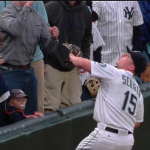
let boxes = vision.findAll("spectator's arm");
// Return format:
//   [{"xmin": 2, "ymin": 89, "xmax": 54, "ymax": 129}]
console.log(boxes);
[
  {"xmin": 38, "ymin": 16, "xmax": 59, "ymax": 55},
  {"xmin": 132, "ymin": 25, "xmax": 143, "ymax": 51},
  {"xmin": 0, "ymin": 5, "xmax": 32, "ymax": 36},
  {"xmin": 81, "ymin": 13, "xmax": 92, "ymax": 59},
  {"xmin": 93, "ymin": 47, "xmax": 102, "ymax": 63}
]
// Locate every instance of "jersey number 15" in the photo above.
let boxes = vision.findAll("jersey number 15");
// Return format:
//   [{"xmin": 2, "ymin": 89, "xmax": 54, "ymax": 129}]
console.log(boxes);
[{"xmin": 122, "ymin": 91, "xmax": 137, "ymax": 116}]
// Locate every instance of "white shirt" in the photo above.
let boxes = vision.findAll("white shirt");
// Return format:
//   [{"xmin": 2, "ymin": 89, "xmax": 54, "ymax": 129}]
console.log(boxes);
[
  {"xmin": 91, "ymin": 61, "xmax": 144, "ymax": 132},
  {"xmin": 93, "ymin": 1, "xmax": 144, "ymax": 66}
]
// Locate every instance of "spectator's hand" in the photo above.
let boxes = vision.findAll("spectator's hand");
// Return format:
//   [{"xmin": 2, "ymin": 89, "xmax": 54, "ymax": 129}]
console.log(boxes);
[
  {"xmin": 26, "ymin": 1, "xmax": 35, "ymax": 7},
  {"xmin": 34, "ymin": 111, "xmax": 44, "ymax": 117},
  {"xmin": 26, "ymin": 115, "xmax": 37, "ymax": 119},
  {"xmin": 0, "ymin": 56, "xmax": 4, "ymax": 65},
  {"xmin": 49, "ymin": 26, "xmax": 59, "ymax": 40}
]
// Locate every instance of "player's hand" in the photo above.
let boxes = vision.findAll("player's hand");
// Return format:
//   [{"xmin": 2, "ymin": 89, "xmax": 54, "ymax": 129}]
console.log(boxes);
[
  {"xmin": 49, "ymin": 26, "xmax": 59, "ymax": 40},
  {"xmin": 0, "ymin": 56, "xmax": 4, "ymax": 65},
  {"xmin": 76, "ymin": 51, "xmax": 81, "ymax": 57},
  {"xmin": 69, "ymin": 53, "xmax": 75, "ymax": 62},
  {"xmin": 26, "ymin": 115, "xmax": 37, "ymax": 119},
  {"xmin": 26, "ymin": 1, "xmax": 35, "ymax": 7},
  {"xmin": 34, "ymin": 111, "xmax": 44, "ymax": 117}
]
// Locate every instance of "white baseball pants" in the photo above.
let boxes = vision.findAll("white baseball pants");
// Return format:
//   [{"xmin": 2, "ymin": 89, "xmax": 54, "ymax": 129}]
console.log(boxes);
[{"xmin": 76, "ymin": 124, "xmax": 134, "ymax": 150}]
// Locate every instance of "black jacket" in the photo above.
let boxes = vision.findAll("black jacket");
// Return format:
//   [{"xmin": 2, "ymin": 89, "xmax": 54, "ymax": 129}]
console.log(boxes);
[{"xmin": 44, "ymin": 1, "xmax": 92, "ymax": 71}]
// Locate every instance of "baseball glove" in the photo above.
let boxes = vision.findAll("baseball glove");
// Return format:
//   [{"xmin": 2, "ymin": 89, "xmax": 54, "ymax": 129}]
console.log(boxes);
[
  {"xmin": 63, "ymin": 43, "xmax": 81, "ymax": 64},
  {"xmin": 85, "ymin": 76, "xmax": 100, "ymax": 97},
  {"xmin": 141, "ymin": 62, "xmax": 150, "ymax": 82}
]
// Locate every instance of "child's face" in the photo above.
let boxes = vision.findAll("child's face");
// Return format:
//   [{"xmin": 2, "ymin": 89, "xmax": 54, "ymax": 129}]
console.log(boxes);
[{"xmin": 9, "ymin": 97, "xmax": 27, "ymax": 110}]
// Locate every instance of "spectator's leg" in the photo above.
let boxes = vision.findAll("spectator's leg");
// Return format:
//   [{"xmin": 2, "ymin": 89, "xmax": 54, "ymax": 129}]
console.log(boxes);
[
  {"xmin": 23, "ymin": 67, "xmax": 38, "ymax": 115},
  {"xmin": 44, "ymin": 64, "xmax": 63, "ymax": 113},
  {"xmin": 61, "ymin": 67, "xmax": 82, "ymax": 108},
  {"xmin": 0, "ymin": 67, "xmax": 25, "ymax": 90},
  {"xmin": 31, "ymin": 59, "xmax": 44, "ymax": 114}
]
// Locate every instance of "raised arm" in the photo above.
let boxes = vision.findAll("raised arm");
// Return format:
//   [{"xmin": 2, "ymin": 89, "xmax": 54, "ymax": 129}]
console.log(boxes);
[{"xmin": 0, "ymin": 1, "xmax": 35, "ymax": 36}]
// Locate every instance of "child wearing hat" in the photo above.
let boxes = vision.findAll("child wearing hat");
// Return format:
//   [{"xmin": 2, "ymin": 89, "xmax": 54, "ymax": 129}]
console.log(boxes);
[{"xmin": 5, "ymin": 89, "xmax": 44, "ymax": 125}]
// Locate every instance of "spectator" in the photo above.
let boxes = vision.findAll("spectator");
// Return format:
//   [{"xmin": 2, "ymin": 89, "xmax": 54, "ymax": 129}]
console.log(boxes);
[
  {"xmin": 92, "ymin": 1, "xmax": 143, "ymax": 67},
  {"xmin": 0, "ymin": 1, "xmax": 59, "ymax": 115},
  {"xmin": 5, "ymin": 89, "xmax": 44, "ymax": 125},
  {"xmin": 44, "ymin": 1, "xmax": 92, "ymax": 113},
  {"xmin": 1, "ymin": 0, "xmax": 50, "ymax": 115}
]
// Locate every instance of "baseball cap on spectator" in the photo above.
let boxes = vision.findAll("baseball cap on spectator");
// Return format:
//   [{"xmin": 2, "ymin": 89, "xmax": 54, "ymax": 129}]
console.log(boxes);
[
  {"xmin": 126, "ymin": 46, "xmax": 147, "ymax": 75},
  {"xmin": 9, "ymin": 89, "xmax": 30, "ymax": 100}
]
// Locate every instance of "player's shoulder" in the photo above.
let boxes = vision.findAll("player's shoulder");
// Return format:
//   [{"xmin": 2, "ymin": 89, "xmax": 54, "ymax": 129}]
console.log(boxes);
[{"xmin": 92, "ymin": 61, "xmax": 117, "ymax": 72}]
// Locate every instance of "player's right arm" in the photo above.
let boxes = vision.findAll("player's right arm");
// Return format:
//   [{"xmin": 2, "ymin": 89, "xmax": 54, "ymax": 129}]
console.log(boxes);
[{"xmin": 69, "ymin": 53, "xmax": 115, "ymax": 82}]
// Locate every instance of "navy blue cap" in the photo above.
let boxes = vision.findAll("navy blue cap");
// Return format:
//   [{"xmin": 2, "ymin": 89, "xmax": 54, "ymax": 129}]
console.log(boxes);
[{"xmin": 126, "ymin": 46, "xmax": 147, "ymax": 75}]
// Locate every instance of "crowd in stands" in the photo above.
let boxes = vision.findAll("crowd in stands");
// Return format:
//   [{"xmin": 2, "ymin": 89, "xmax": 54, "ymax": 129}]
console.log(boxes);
[{"xmin": 0, "ymin": 1, "xmax": 150, "ymax": 127}]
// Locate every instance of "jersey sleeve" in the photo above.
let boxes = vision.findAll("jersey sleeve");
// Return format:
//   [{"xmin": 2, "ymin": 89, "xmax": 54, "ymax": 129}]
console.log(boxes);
[
  {"xmin": 91, "ymin": 61, "xmax": 115, "ymax": 82},
  {"xmin": 134, "ymin": 95, "xmax": 144, "ymax": 123},
  {"xmin": 132, "ymin": 1, "xmax": 144, "ymax": 26}
]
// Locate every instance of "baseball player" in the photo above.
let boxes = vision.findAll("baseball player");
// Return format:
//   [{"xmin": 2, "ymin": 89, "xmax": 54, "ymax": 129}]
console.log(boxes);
[
  {"xmin": 92, "ymin": 1, "xmax": 143, "ymax": 66},
  {"xmin": 69, "ymin": 47, "xmax": 147, "ymax": 150}
]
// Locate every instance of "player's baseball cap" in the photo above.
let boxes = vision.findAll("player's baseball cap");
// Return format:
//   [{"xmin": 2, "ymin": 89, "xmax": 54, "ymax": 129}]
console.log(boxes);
[
  {"xmin": 9, "ymin": 89, "xmax": 30, "ymax": 100},
  {"xmin": 126, "ymin": 46, "xmax": 147, "ymax": 75}
]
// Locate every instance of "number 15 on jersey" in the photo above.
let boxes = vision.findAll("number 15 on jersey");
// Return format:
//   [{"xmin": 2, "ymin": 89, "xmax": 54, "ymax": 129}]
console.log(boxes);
[{"xmin": 122, "ymin": 91, "xmax": 137, "ymax": 116}]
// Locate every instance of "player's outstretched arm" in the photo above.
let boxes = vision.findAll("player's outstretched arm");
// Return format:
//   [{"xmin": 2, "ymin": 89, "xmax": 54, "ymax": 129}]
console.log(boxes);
[{"xmin": 69, "ymin": 53, "xmax": 91, "ymax": 73}]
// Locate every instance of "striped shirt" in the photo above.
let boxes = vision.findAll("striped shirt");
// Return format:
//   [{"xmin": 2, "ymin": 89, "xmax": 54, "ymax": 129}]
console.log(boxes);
[
  {"xmin": 0, "ymin": 71, "xmax": 10, "ymax": 103},
  {"xmin": 93, "ymin": 1, "xmax": 143, "ymax": 66}
]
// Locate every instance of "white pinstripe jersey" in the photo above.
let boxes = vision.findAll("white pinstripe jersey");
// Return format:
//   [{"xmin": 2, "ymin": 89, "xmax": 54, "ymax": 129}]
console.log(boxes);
[
  {"xmin": 93, "ymin": 1, "xmax": 144, "ymax": 66},
  {"xmin": 91, "ymin": 61, "xmax": 144, "ymax": 132}
]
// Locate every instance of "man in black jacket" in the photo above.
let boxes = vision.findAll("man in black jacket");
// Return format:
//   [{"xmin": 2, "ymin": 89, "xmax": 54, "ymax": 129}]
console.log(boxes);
[{"xmin": 44, "ymin": 1, "xmax": 92, "ymax": 113}]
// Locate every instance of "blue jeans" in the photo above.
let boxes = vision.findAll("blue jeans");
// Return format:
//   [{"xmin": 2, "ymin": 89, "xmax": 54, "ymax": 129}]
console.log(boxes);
[{"xmin": 0, "ymin": 66, "xmax": 38, "ymax": 115}]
